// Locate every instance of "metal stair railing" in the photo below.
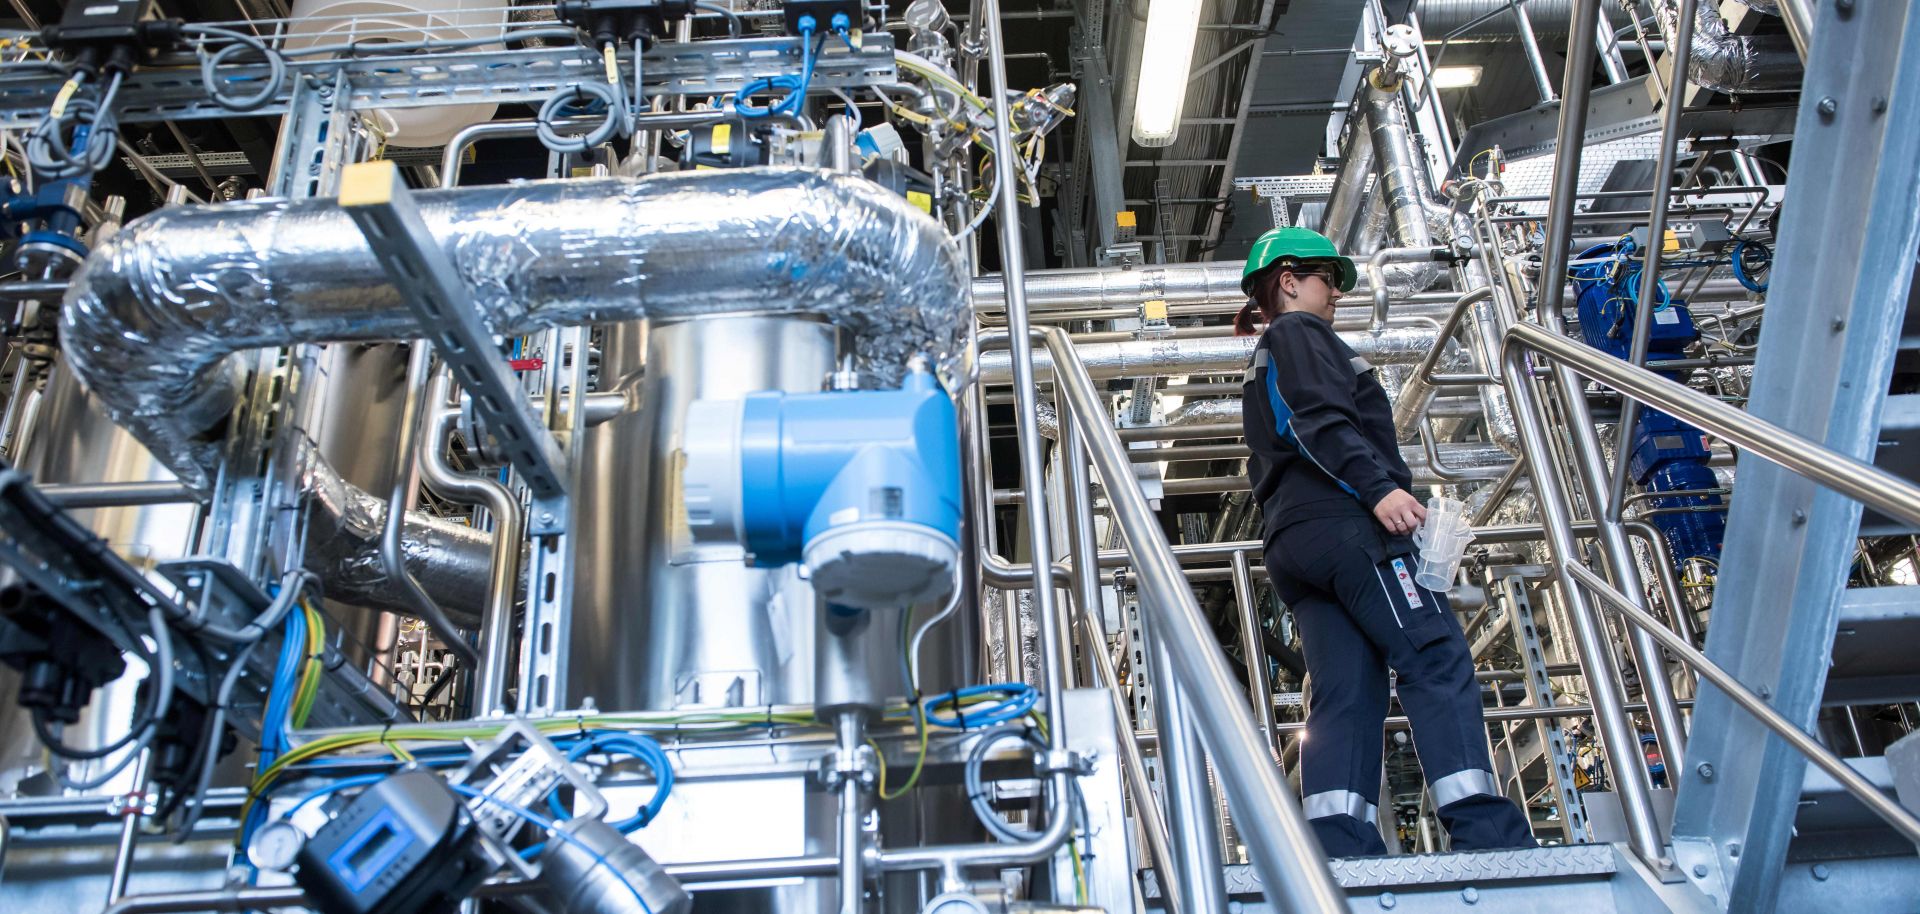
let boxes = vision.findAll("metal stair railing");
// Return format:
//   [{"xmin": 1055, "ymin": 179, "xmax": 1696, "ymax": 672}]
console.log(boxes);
[
  {"xmin": 981, "ymin": 326, "xmax": 1348, "ymax": 914},
  {"xmin": 1505, "ymin": 322, "xmax": 1920, "ymax": 529},
  {"xmin": 1561, "ymin": 562, "xmax": 1920, "ymax": 845},
  {"xmin": 1504, "ymin": 320, "xmax": 1920, "ymax": 847}
]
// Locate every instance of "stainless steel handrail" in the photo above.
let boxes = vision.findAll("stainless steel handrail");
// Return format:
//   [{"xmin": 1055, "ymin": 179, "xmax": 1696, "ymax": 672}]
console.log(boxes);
[
  {"xmin": 1506, "ymin": 321, "xmax": 1920, "ymax": 528},
  {"xmin": 1563, "ymin": 562, "xmax": 1920, "ymax": 845},
  {"xmin": 1014, "ymin": 325, "xmax": 1347, "ymax": 914}
]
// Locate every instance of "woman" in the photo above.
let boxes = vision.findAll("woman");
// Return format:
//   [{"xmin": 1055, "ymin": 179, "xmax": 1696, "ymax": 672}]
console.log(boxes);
[{"xmin": 1237, "ymin": 226, "xmax": 1533, "ymax": 856}]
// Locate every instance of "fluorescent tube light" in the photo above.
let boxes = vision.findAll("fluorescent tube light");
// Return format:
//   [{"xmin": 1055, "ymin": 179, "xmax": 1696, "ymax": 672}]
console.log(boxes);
[
  {"xmin": 1430, "ymin": 65, "xmax": 1483, "ymax": 89},
  {"xmin": 1130, "ymin": 0, "xmax": 1205, "ymax": 147}
]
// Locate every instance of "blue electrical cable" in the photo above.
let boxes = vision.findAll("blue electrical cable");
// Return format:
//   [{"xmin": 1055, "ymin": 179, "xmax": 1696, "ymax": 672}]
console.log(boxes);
[
  {"xmin": 448, "ymin": 783, "xmax": 654, "ymax": 914},
  {"xmin": 241, "ymin": 609, "xmax": 309, "ymax": 846},
  {"xmin": 925, "ymin": 683, "xmax": 1039, "ymax": 729},
  {"xmin": 734, "ymin": 18, "xmax": 824, "ymax": 118},
  {"xmin": 1731, "ymin": 239, "xmax": 1771, "ymax": 293}
]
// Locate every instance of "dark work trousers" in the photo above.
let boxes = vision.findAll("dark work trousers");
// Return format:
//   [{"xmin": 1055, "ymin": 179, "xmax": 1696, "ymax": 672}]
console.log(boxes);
[{"xmin": 1266, "ymin": 514, "xmax": 1535, "ymax": 857}]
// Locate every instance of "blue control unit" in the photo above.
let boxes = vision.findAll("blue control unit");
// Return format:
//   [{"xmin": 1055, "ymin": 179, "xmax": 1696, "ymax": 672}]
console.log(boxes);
[{"xmin": 683, "ymin": 361, "xmax": 963, "ymax": 611}]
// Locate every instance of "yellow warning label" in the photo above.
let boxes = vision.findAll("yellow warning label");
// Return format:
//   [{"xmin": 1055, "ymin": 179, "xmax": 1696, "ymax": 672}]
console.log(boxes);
[
  {"xmin": 711, "ymin": 123, "xmax": 732, "ymax": 156},
  {"xmin": 1115, "ymin": 210, "xmax": 1137, "ymax": 229},
  {"xmin": 907, "ymin": 190, "xmax": 932, "ymax": 213},
  {"xmin": 1141, "ymin": 299, "xmax": 1169, "ymax": 322}
]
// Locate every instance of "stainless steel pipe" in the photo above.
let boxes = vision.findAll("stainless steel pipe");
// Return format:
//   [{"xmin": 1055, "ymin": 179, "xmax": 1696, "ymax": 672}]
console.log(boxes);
[{"xmin": 977, "ymin": 328, "xmax": 1441, "ymax": 384}]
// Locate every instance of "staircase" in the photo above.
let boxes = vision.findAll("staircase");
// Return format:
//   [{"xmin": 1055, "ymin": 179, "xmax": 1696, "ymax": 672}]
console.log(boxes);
[
  {"xmin": 1139, "ymin": 845, "xmax": 1712, "ymax": 912},
  {"xmin": 1664, "ymin": 2, "xmax": 1920, "ymax": 912}
]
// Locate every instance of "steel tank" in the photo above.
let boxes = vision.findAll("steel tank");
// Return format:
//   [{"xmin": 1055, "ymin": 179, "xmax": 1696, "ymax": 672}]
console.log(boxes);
[
  {"xmin": 570, "ymin": 314, "xmax": 841, "ymax": 712},
  {"xmin": 1, "ymin": 359, "xmax": 198, "ymax": 795},
  {"xmin": 571, "ymin": 316, "xmax": 977, "ymax": 913}
]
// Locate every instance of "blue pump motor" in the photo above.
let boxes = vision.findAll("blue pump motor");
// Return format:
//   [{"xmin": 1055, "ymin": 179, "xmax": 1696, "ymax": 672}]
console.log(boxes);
[
  {"xmin": 680, "ymin": 361, "xmax": 962, "ymax": 611},
  {"xmin": 1569, "ymin": 238, "xmax": 1726, "ymax": 572}
]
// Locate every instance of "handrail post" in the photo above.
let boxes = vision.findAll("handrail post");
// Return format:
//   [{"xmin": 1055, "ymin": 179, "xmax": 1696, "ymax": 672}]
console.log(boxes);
[
  {"xmin": 1231, "ymin": 550, "xmax": 1281, "ymax": 759},
  {"xmin": 1038, "ymin": 325, "xmax": 1346, "ymax": 913},
  {"xmin": 979, "ymin": 0, "xmax": 1066, "ymax": 736},
  {"xmin": 1526, "ymin": 0, "xmax": 1689, "ymax": 809},
  {"xmin": 1605, "ymin": 0, "xmax": 1696, "ymax": 523},
  {"xmin": 1497, "ymin": 341, "xmax": 1671, "ymax": 871}
]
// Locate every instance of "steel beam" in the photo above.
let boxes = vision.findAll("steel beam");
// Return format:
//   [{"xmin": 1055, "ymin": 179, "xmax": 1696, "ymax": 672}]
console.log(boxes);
[{"xmin": 1668, "ymin": 3, "xmax": 1920, "ymax": 911}]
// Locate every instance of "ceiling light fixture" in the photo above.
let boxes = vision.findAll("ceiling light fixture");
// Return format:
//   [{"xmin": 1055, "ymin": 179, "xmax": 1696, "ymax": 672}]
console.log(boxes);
[
  {"xmin": 1130, "ymin": 0, "xmax": 1205, "ymax": 147},
  {"xmin": 1429, "ymin": 65, "xmax": 1484, "ymax": 89}
]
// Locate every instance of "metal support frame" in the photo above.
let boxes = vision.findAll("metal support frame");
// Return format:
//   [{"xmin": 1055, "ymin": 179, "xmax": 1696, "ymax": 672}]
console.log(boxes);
[
  {"xmin": 339, "ymin": 160, "xmax": 571, "ymax": 533},
  {"xmin": 0, "ymin": 35, "xmax": 898, "ymax": 129},
  {"xmin": 1498, "ymin": 575, "xmax": 1591, "ymax": 843},
  {"xmin": 1670, "ymin": 2, "xmax": 1920, "ymax": 909}
]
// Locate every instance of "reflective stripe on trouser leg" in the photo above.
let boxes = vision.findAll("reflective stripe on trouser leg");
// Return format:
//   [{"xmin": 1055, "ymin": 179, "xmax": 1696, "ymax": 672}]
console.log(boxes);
[
  {"xmin": 1431, "ymin": 768, "xmax": 1500, "ymax": 808},
  {"xmin": 1303, "ymin": 789, "xmax": 1379, "ymax": 823}
]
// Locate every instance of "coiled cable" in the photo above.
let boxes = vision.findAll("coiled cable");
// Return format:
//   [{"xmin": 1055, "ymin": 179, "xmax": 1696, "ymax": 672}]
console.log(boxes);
[
  {"xmin": 25, "ymin": 70, "xmax": 123, "ymax": 180},
  {"xmin": 184, "ymin": 25, "xmax": 286, "ymax": 113}
]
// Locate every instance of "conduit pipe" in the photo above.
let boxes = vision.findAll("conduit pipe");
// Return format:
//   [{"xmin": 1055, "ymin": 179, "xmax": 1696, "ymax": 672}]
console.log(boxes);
[
  {"xmin": 420, "ymin": 368, "xmax": 523, "ymax": 716},
  {"xmin": 62, "ymin": 168, "xmax": 969, "ymax": 493}
]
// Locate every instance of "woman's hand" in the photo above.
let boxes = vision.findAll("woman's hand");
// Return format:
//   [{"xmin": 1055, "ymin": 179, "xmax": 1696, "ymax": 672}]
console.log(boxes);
[{"xmin": 1373, "ymin": 489, "xmax": 1427, "ymax": 536}]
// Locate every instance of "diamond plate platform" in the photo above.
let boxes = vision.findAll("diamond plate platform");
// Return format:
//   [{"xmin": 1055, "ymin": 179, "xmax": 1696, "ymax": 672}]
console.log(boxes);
[{"xmin": 1140, "ymin": 844, "xmax": 1617, "ymax": 899}]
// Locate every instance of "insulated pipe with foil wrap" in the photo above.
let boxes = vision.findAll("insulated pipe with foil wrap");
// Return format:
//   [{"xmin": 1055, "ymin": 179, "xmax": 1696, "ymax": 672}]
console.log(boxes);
[{"xmin": 61, "ymin": 168, "xmax": 970, "ymax": 493}]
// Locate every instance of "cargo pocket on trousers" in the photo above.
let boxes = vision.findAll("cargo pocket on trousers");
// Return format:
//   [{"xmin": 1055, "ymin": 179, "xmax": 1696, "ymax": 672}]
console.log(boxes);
[
  {"xmin": 1275, "ymin": 517, "xmax": 1372, "ymax": 586},
  {"xmin": 1375, "ymin": 553, "xmax": 1452, "ymax": 651}
]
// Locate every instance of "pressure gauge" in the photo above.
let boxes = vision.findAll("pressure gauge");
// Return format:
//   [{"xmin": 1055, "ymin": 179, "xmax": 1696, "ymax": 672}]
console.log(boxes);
[{"xmin": 248, "ymin": 819, "xmax": 306, "ymax": 873}]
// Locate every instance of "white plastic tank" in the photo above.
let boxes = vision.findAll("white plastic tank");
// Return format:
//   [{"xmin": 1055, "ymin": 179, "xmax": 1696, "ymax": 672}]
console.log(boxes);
[{"xmin": 285, "ymin": 0, "xmax": 506, "ymax": 147}]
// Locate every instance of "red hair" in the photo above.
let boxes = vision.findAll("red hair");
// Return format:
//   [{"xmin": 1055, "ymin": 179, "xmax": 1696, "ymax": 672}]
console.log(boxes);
[{"xmin": 1233, "ymin": 266, "xmax": 1290, "ymax": 336}]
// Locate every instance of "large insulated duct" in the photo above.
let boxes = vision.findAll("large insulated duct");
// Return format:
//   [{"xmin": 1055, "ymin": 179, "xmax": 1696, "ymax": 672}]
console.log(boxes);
[
  {"xmin": 1319, "ymin": 102, "xmax": 1375, "ymax": 245},
  {"xmin": 61, "ymin": 168, "xmax": 969, "ymax": 493},
  {"xmin": 1653, "ymin": 0, "xmax": 1800, "ymax": 94},
  {"xmin": 977, "ymin": 328, "xmax": 1445, "ymax": 384},
  {"xmin": 297, "ymin": 438, "xmax": 494, "ymax": 621}
]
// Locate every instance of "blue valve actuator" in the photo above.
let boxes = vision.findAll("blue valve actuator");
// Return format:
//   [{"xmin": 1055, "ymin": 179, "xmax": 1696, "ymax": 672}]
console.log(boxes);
[{"xmin": 682, "ymin": 363, "xmax": 962, "ymax": 610}]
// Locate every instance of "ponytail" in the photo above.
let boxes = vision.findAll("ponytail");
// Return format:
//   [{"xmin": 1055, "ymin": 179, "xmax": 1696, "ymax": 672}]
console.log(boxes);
[{"xmin": 1233, "ymin": 299, "xmax": 1261, "ymax": 336}]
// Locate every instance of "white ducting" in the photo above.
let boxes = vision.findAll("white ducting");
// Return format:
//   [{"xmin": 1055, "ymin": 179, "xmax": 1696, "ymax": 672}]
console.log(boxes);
[{"xmin": 62, "ymin": 168, "xmax": 970, "ymax": 493}]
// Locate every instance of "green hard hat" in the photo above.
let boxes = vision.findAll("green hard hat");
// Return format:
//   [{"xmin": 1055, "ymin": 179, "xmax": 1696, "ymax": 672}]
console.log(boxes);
[{"xmin": 1242, "ymin": 226, "xmax": 1357, "ymax": 294}]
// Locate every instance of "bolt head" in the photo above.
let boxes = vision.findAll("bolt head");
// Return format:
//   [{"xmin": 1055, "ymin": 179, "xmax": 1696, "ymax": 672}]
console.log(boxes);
[
  {"xmin": 1832, "ymin": 318, "xmax": 1847, "ymax": 332},
  {"xmin": 1813, "ymin": 863, "xmax": 1832, "ymax": 880},
  {"xmin": 1379, "ymin": 892, "xmax": 1397, "ymax": 910},
  {"xmin": 540, "ymin": 512, "xmax": 556, "ymax": 524},
  {"xmin": 1697, "ymin": 762, "xmax": 1715, "ymax": 779},
  {"xmin": 1694, "ymin": 864, "xmax": 1710, "ymax": 878},
  {"xmin": 1462, "ymin": 886, "xmax": 1480, "ymax": 904},
  {"xmin": 1835, "ymin": 0, "xmax": 1854, "ymax": 14},
  {"xmin": 1817, "ymin": 97, "xmax": 1838, "ymax": 118}
]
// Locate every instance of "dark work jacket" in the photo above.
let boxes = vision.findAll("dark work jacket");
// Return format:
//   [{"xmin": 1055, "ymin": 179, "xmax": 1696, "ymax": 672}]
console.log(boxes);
[{"xmin": 1242, "ymin": 310, "xmax": 1415, "ymax": 553}]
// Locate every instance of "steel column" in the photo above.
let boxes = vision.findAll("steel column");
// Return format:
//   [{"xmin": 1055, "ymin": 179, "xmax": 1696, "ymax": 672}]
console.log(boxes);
[{"xmin": 1670, "ymin": 2, "xmax": 1920, "ymax": 909}]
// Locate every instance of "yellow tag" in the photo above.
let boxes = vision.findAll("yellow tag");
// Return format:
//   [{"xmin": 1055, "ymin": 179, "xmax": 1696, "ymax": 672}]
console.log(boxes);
[
  {"xmin": 849, "ymin": 29, "xmax": 863, "ymax": 49},
  {"xmin": 695, "ymin": 164, "xmax": 718, "ymax": 171},
  {"xmin": 1141, "ymin": 299, "xmax": 1169, "ymax": 322},
  {"xmin": 711, "ymin": 123, "xmax": 732, "ymax": 156},
  {"xmin": 1115, "ymin": 210, "xmax": 1137, "ymax": 229},
  {"xmin": 1661, "ymin": 229, "xmax": 1681, "ymax": 254},
  {"xmin": 338, "ymin": 161, "xmax": 399, "ymax": 207},
  {"xmin": 570, "ymin": 166, "xmax": 595, "ymax": 178},
  {"xmin": 602, "ymin": 44, "xmax": 620, "ymax": 86},
  {"xmin": 906, "ymin": 190, "xmax": 932, "ymax": 213},
  {"xmin": 48, "ymin": 79, "xmax": 80, "ymax": 120}
]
